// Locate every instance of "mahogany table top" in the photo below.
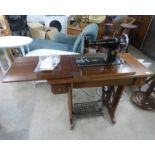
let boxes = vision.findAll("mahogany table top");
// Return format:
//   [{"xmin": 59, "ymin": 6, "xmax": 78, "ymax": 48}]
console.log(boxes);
[{"xmin": 3, "ymin": 53, "xmax": 152, "ymax": 83}]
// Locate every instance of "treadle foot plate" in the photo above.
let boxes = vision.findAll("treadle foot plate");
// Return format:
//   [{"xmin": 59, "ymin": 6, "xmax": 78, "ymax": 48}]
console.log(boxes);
[
  {"xmin": 131, "ymin": 91, "xmax": 155, "ymax": 111},
  {"xmin": 73, "ymin": 101, "xmax": 104, "ymax": 117}
]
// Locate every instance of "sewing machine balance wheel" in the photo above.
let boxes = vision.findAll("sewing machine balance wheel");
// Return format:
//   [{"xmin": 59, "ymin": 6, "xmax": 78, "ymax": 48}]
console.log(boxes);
[{"xmin": 119, "ymin": 33, "xmax": 129, "ymax": 51}]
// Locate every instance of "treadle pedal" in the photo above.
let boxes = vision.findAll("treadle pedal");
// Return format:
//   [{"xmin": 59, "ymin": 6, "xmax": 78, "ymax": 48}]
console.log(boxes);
[{"xmin": 73, "ymin": 100, "xmax": 104, "ymax": 117}]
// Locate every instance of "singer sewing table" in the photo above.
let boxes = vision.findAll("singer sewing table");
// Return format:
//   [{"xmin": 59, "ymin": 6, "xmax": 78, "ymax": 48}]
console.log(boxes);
[{"xmin": 2, "ymin": 53, "xmax": 152, "ymax": 129}]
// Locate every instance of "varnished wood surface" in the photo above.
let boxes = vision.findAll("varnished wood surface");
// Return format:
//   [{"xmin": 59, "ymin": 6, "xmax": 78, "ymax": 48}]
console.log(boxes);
[
  {"xmin": 3, "ymin": 53, "xmax": 153, "ymax": 84},
  {"xmin": 3, "ymin": 56, "xmax": 74, "ymax": 83},
  {"xmin": 3, "ymin": 57, "xmax": 39, "ymax": 82},
  {"xmin": 72, "ymin": 78, "xmax": 133, "ymax": 88},
  {"xmin": 120, "ymin": 53, "xmax": 152, "ymax": 77},
  {"xmin": 67, "ymin": 25, "xmax": 82, "ymax": 35}
]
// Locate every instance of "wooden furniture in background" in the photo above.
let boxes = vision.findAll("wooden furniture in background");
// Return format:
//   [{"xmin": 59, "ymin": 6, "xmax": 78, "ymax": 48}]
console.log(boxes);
[
  {"xmin": 0, "ymin": 15, "xmax": 12, "ymax": 36},
  {"xmin": 67, "ymin": 24, "xmax": 83, "ymax": 35},
  {"xmin": 119, "ymin": 16, "xmax": 137, "ymax": 34},
  {"xmin": 67, "ymin": 21, "xmax": 105, "ymax": 39},
  {"xmin": 67, "ymin": 15, "xmax": 106, "ymax": 39},
  {"xmin": 111, "ymin": 16, "xmax": 136, "ymax": 37},
  {"xmin": 0, "ymin": 15, "xmax": 14, "ymax": 74},
  {"xmin": 102, "ymin": 16, "xmax": 136, "ymax": 39},
  {"xmin": 67, "ymin": 15, "xmax": 88, "ymax": 35},
  {"xmin": 3, "ymin": 53, "xmax": 152, "ymax": 129},
  {"xmin": 97, "ymin": 21, "xmax": 104, "ymax": 39},
  {"xmin": 129, "ymin": 15, "xmax": 153, "ymax": 49}
]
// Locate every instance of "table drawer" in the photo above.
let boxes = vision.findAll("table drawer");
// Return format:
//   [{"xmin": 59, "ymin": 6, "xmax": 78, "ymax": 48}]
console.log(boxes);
[
  {"xmin": 51, "ymin": 84, "xmax": 68, "ymax": 94},
  {"xmin": 130, "ymin": 77, "xmax": 147, "ymax": 87}
]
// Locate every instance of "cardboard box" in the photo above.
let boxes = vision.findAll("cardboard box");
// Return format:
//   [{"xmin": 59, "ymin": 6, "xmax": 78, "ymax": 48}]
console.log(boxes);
[{"xmin": 27, "ymin": 22, "xmax": 58, "ymax": 40}]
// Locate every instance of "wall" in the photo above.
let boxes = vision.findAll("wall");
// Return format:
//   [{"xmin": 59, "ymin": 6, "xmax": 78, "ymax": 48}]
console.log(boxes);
[{"xmin": 27, "ymin": 15, "xmax": 45, "ymax": 24}]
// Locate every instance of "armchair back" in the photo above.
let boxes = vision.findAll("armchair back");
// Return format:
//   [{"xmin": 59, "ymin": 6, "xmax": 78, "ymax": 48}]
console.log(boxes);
[{"xmin": 73, "ymin": 23, "xmax": 99, "ymax": 53}]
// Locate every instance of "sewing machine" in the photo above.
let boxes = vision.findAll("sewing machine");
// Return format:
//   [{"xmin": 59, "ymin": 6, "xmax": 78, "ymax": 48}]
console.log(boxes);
[{"xmin": 76, "ymin": 33, "xmax": 129, "ymax": 66}]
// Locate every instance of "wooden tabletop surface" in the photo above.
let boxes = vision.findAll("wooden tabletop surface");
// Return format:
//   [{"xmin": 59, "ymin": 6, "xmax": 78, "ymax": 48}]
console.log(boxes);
[{"xmin": 2, "ymin": 53, "xmax": 153, "ymax": 83}]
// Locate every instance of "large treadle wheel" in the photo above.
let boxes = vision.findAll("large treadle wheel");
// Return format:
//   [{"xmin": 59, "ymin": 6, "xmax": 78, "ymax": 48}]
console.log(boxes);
[
  {"xmin": 131, "ymin": 91, "xmax": 155, "ymax": 110},
  {"xmin": 131, "ymin": 74, "xmax": 155, "ymax": 111}
]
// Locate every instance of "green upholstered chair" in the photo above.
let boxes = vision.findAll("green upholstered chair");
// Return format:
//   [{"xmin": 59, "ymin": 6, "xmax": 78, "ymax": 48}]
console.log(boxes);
[{"xmin": 28, "ymin": 23, "xmax": 99, "ymax": 54}]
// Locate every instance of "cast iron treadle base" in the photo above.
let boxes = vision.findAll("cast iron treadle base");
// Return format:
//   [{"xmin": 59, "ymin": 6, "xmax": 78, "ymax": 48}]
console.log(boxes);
[
  {"xmin": 73, "ymin": 100, "xmax": 104, "ymax": 117},
  {"xmin": 131, "ymin": 91, "xmax": 155, "ymax": 111}
]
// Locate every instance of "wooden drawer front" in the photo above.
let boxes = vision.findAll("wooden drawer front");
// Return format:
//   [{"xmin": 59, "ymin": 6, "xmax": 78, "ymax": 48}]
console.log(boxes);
[
  {"xmin": 130, "ymin": 77, "xmax": 147, "ymax": 87},
  {"xmin": 51, "ymin": 84, "xmax": 68, "ymax": 94},
  {"xmin": 73, "ymin": 78, "xmax": 134, "ymax": 88}
]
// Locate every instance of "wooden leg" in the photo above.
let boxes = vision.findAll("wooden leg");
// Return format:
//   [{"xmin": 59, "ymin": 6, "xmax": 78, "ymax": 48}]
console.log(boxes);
[
  {"xmin": 110, "ymin": 85, "xmax": 125, "ymax": 123},
  {"xmin": 102, "ymin": 85, "xmax": 125, "ymax": 124},
  {"xmin": 67, "ymin": 84, "xmax": 74, "ymax": 129}
]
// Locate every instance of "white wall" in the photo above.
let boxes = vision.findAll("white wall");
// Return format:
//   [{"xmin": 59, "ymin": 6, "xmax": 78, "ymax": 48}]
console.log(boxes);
[{"xmin": 27, "ymin": 15, "xmax": 45, "ymax": 24}]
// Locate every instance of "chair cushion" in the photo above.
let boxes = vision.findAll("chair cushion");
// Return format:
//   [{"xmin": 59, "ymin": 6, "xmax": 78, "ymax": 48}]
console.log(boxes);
[
  {"xmin": 53, "ymin": 32, "xmax": 78, "ymax": 45},
  {"xmin": 28, "ymin": 39, "xmax": 73, "ymax": 53}
]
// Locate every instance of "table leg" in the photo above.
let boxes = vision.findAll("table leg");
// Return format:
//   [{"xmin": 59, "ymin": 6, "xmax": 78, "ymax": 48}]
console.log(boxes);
[
  {"xmin": 20, "ymin": 46, "xmax": 25, "ymax": 56},
  {"xmin": 26, "ymin": 45, "xmax": 30, "ymax": 53},
  {"xmin": 102, "ymin": 85, "xmax": 125, "ymax": 124},
  {"xmin": 67, "ymin": 84, "xmax": 74, "ymax": 129}
]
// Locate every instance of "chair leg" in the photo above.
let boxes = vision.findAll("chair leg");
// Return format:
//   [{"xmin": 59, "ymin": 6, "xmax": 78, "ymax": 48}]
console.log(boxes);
[
  {"xmin": 2, "ymin": 48, "xmax": 14, "ymax": 67},
  {"xmin": 0, "ymin": 48, "xmax": 14, "ymax": 75},
  {"xmin": 0, "ymin": 60, "xmax": 6, "ymax": 74}
]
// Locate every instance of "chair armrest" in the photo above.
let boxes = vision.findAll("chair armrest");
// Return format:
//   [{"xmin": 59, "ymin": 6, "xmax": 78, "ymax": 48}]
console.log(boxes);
[{"xmin": 53, "ymin": 32, "xmax": 78, "ymax": 45}]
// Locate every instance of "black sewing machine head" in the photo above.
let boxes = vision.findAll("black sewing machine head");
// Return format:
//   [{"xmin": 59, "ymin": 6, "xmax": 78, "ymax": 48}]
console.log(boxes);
[{"xmin": 81, "ymin": 33, "xmax": 129, "ymax": 64}]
